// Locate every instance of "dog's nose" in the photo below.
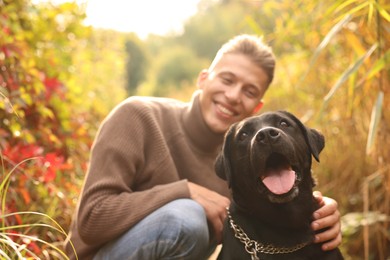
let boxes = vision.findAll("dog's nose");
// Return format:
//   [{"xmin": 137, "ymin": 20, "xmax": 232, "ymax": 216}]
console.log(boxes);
[{"xmin": 256, "ymin": 127, "xmax": 281, "ymax": 144}]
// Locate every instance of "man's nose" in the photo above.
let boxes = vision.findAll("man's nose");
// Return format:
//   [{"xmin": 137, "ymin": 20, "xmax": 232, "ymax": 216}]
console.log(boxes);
[{"xmin": 225, "ymin": 85, "xmax": 242, "ymax": 103}]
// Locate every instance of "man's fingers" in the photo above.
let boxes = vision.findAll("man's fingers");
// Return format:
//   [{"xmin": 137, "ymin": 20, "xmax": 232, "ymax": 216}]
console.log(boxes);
[
  {"xmin": 314, "ymin": 218, "xmax": 341, "ymax": 239},
  {"xmin": 207, "ymin": 206, "xmax": 228, "ymax": 244},
  {"xmin": 211, "ymin": 216, "xmax": 224, "ymax": 244},
  {"xmin": 319, "ymin": 232, "xmax": 342, "ymax": 251},
  {"xmin": 312, "ymin": 208, "xmax": 340, "ymax": 230},
  {"xmin": 313, "ymin": 197, "xmax": 338, "ymax": 221}
]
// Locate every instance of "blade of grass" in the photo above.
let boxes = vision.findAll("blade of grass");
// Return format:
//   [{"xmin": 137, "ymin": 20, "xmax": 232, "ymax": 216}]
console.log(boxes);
[
  {"xmin": 344, "ymin": 1, "xmax": 370, "ymax": 17},
  {"xmin": 0, "ymin": 234, "xmax": 24, "ymax": 259},
  {"xmin": 366, "ymin": 91, "xmax": 384, "ymax": 154},
  {"xmin": 0, "ymin": 91, "xmax": 20, "ymax": 118},
  {"xmin": 0, "ymin": 248, "xmax": 12, "ymax": 260},
  {"xmin": 298, "ymin": 14, "xmax": 352, "ymax": 86},
  {"xmin": 1, "ymin": 211, "xmax": 78, "ymax": 259},
  {"xmin": 374, "ymin": 1, "xmax": 390, "ymax": 22},
  {"xmin": 366, "ymin": 49, "xmax": 390, "ymax": 80},
  {"xmin": 0, "ymin": 158, "xmax": 77, "ymax": 259},
  {"xmin": 5, "ymin": 232, "xmax": 69, "ymax": 259},
  {"xmin": 322, "ymin": 44, "xmax": 377, "ymax": 106},
  {"xmin": 0, "ymin": 222, "xmax": 63, "ymax": 233},
  {"xmin": 1, "ymin": 157, "xmax": 40, "ymax": 228},
  {"xmin": 1, "ymin": 211, "xmax": 69, "ymax": 242},
  {"xmin": 311, "ymin": 14, "xmax": 352, "ymax": 67},
  {"xmin": 333, "ymin": 0, "xmax": 361, "ymax": 14}
]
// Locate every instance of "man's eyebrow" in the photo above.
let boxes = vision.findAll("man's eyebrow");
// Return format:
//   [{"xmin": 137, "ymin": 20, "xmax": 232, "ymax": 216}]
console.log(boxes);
[{"xmin": 218, "ymin": 71, "xmax": 235, "ymax": 77}]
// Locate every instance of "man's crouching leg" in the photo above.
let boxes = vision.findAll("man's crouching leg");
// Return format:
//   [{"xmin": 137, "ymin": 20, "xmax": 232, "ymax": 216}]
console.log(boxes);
[{"xmin": 94, "ymin": 199, "xmax": 214, "ymax": 260}]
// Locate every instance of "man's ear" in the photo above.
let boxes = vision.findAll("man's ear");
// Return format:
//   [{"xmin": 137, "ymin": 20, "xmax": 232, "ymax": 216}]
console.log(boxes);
[
  {"xmin": 252, "ymin": 101, "xmax": 264, "ymax": 114},
  {"xmin": 215, "ymin": 124, "xmax": 236, "ymax": 188},
  {"xmin": 196, "ymin": 69, "xmax": 208, "ymax": 89}
]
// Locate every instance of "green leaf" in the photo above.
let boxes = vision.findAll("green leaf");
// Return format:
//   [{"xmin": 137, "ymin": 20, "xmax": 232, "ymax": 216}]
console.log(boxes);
[
  {"xmin": 366, "ymin": 91, "xmax": 384, "ymax": 154},
  {"xmin": 298, "ymin": 14, "xmax": 352, "ymax": 85},
  {"xmin": 346, "ymin": 1, "xmax": 370, "ymax": 17},
  {"xmin": 311, "ymin": 14, "xmax": 352, "ymax": 67},
  {"xmin": 374, "ymin": 1, "xmax": 390, "ymax": 22},
  {"xmin": 366, "ymin": 49, "xmax": 390, "ymax": 80},
  {"xmin": 324, "ymin": 43, "xmax": 377, "ymax": 104}
]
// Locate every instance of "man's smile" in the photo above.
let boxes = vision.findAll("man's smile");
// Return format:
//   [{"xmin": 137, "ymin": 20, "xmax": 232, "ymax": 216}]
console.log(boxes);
[{"xmin": 216, "ymin": 102, "xmax": 236, "ymax": 117}]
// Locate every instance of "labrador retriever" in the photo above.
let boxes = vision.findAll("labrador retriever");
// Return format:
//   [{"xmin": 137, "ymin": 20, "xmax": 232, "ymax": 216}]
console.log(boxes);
[{"xmin": 215, "ymin": 111, "xmax": 343, "ymax": 260}]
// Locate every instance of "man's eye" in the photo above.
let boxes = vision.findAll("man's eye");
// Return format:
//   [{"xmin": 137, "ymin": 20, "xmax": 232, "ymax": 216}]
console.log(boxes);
[
  {"xmin": 221, "ymin": 77, "xmax": 233, "ymax": 85},
  {"xmin": 245, "ymin": 90, "xmax": 256, "ymax": 98}
]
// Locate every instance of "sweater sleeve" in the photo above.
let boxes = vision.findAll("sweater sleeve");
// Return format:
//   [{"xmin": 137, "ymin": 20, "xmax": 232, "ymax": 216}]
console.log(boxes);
[{"xmin": 76, "ymin": 98, "xmax": 191, "ymax": 246}]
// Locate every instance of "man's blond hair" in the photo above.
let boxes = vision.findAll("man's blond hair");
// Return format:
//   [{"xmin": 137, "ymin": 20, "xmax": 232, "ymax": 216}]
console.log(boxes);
[{"xmin": 209, "ymin": 34, "xmax": 275, "ymax": 85}]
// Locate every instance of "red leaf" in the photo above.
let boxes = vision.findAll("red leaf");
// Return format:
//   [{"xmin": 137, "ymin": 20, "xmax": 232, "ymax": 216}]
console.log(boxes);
[
  {"xmin": 2, "ymin": 143, "xmax": 43, "ymax": 163},
  {"xmin": 43, "ymin": 75, "xmax": 65, "ymax": 100},
  {"xmin": 19, "ymin": 188, "xmax": 31, "ymax": 204},
  {"xmin": 26, "ymin": 240, "xmax": 42, "ymax": 255},
  {"xmin": 42, "ymin": 152, "xmax": 65, "ymax": 182}
]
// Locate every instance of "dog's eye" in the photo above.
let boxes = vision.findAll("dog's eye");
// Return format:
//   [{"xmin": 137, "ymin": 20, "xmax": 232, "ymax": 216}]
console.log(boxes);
[
  {"xmin": 280, "ymin": 120, "xmax": 290, "ymax": 127},
  {"xmin": 238, "ymin": 131, "xmax": 248, "ymax": 141}
]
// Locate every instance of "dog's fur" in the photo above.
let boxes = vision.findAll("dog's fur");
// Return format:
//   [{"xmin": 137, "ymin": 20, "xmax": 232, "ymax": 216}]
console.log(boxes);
[{"xmin": 216, "ymin": 111, "xmax": 343, "ymax": 260}]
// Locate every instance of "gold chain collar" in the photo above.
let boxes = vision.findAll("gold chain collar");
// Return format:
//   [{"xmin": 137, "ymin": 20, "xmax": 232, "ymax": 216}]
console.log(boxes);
[{"xmin": 226, "ymin": 207, "xmax": 310, "ymax": 260}]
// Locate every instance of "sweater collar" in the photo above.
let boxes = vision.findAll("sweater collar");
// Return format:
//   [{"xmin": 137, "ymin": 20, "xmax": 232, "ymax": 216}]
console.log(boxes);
[{"xmin": 182, "ymin": 90, "xmax": 225, "ymax": 154}]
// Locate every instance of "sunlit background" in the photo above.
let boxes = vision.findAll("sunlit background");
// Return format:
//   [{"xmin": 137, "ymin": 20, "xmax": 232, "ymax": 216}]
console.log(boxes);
[
  {"xmin": 1, "ymin": 0, "xmax": 389, "ymax": 259},
  {"xmin": 33, "ymin": 0, "xmax": 202, "ymax": 38}
]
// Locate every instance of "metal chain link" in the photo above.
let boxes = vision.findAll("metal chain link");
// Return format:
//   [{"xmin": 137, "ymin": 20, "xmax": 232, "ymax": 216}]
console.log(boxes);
[{"xmin": 226, "ymin": 207, "xmax": 310, "ymax": 259}]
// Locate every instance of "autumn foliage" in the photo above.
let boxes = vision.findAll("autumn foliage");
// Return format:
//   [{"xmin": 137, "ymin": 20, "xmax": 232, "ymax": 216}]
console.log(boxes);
[
  {"xmin": 0, "ymin": 0, "xmax": 389, "ymax": 259},
  {"xmin": 0, "ymin": 0, "xmax": 91, "ymax": 257}
]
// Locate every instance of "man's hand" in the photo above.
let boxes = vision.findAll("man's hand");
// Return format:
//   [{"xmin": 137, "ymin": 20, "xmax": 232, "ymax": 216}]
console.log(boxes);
[
  {"xmin": 188, "ymin": 182, "xmax": 230, "ymax": 244},
  {"xmin": 312, "ymin": 191, "xmax": 342, "ymax": 251}
]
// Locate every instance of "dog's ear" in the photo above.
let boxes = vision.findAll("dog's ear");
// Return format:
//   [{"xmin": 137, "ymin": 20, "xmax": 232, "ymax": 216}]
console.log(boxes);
[
  {"xmin": 280, "ymin": 111, "xmax": 325, "ymax": 162},
  {"xmin": 215, "ymin": 124, "xmax": 236, "ymax": 188},
  {"xmin": 306, "ymin": 128, "xmax": 325, "ymax": 162}
]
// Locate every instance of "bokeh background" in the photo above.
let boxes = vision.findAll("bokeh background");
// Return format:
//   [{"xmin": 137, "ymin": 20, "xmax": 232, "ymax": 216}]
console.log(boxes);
[{"xmin": 1, "ymin": 0, "xmax": 389, "ymax": 259}]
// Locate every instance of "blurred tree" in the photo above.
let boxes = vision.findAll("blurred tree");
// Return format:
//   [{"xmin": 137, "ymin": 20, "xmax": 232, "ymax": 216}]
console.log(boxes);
[
  {"xmin": 67, "ymin": 28, "xmax": 127, "ymax": 121},
  {"xmin": 124, "ymin": 34, "xmax": 149, "ymax": 95},
  {"xmin": 136, "ymin": 43, "xmax": 207, "ymax": 98},
  {"xmin": 181, "ymin": 0, "xmax": 254, "ymax": 59},
  {"xmin": 138, "ymin": 0, "xmax": 260, "ymax": 99},
  {"xmin": 153, "ymin": 45, "xmax": 204, "ymax": 97}
]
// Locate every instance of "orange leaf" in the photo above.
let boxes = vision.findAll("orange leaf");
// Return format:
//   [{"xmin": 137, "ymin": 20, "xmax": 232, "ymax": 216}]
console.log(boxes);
[{"xmin": 19, "ymin": 188, "xmax": 31, "ymax": 204}]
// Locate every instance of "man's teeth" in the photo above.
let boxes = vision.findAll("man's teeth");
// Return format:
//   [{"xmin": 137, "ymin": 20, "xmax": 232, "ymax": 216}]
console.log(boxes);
[{"xmin": 218, "ymin": 104, "xmax": 234, "ymax": 116}]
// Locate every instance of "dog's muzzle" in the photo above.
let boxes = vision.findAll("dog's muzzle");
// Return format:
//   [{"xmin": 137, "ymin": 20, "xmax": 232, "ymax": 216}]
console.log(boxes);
[{"xmin": 252, "ymin": 127, "xmax": 300, "ymax": 203}]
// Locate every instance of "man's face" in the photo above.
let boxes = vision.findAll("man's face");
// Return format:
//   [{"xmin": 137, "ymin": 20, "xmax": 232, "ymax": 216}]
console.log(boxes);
[{"xmin": 198, "ymin": 53, "xmax": 270, "ymax": 134}]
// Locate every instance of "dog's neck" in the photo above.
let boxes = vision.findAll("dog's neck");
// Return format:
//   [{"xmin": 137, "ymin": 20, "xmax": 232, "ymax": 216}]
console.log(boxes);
[
  {"xmin": 226, "ymin": 205, "xmax": 311, "ymax": 258},
  {"xmin": 229, "ymin": 200, "xmax": 316, "ymax": 247}
]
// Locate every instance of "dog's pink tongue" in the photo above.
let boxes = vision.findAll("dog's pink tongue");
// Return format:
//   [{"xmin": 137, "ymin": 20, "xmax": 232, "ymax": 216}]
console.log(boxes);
[{"xmin": 262, "ymin": 169, "xmax": 296, "ymax": 194}]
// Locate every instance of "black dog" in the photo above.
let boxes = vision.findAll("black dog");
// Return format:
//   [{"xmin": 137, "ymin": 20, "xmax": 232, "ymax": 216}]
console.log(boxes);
[{"xmin": 215, "ymin": 111, "xmax": 343, "ymax": 260}]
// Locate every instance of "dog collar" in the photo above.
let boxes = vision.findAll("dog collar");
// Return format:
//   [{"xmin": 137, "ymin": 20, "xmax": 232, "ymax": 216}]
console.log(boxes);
[{"xmin": 226, "ymin": 207, "xmax": 310, "ymax": 260}]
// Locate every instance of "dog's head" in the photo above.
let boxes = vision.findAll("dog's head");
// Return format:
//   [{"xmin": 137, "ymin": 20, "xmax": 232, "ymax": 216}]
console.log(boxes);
[{"xmin": 215, "ymin": 111, "xmax": 324, "ymax": 211}]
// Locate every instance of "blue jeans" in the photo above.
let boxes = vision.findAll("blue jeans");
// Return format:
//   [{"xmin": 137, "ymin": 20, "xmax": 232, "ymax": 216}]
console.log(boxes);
[{"xmin": 93, "ymin": 199, "xmax": 217, "ymax": 260}]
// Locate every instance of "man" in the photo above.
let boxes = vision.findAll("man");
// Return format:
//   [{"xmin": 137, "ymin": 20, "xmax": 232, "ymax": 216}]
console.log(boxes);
[{"xmin": 65, "ymin": 34, "xmax": 341, "ymax": 260}]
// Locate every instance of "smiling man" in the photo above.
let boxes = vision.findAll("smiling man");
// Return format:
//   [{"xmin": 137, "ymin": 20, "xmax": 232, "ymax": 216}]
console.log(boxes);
[
  {"xmin": 65, "ymin": 34, "xmax": 342, "ymax": 260},
  {"xmin": 198, "ymin": 48, "xmax": 271, "ymax": 133}
]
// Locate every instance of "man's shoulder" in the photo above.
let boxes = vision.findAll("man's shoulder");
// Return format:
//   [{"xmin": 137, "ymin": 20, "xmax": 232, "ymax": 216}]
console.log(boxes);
[
  {"xmin": 121, "ymin": 96, "xmax": 187, "ymax": 111},
  {"xmin": 106, "ymin": 96, "xmax": 188, "ymax": 123}
]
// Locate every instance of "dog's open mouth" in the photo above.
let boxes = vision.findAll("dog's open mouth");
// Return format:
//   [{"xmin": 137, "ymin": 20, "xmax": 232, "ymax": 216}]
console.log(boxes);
[{"xmin": 260, "ymin": 153, "xmax": 297, "ymax": 195}]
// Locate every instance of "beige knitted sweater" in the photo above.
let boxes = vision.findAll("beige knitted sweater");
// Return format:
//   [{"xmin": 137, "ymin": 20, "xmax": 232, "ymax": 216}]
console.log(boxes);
[{"xmin": 65, "ymin": 91, "xmax": 230, "ymax": 259}]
